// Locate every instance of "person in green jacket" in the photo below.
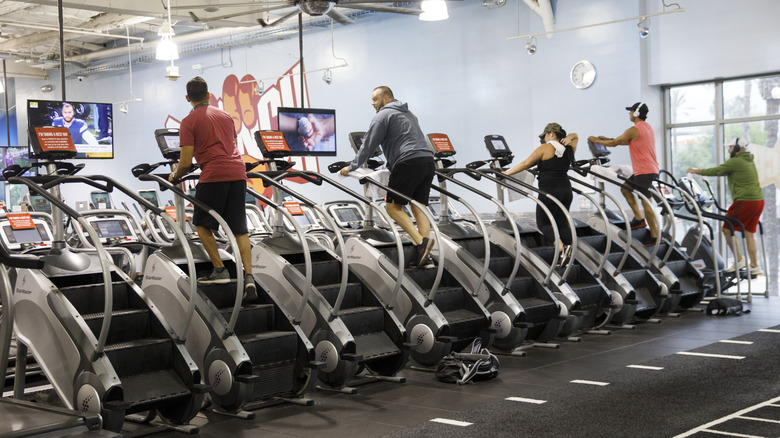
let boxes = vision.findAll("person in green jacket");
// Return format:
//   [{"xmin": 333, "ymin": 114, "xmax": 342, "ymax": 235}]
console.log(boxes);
[{"xmin": 688, "ymin": 138, "xmax": 764, "ymax": 276}]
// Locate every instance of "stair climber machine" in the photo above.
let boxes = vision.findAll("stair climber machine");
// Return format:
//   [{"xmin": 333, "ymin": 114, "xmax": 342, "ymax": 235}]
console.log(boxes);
[
  {"xmin": 3, "ymin": 129, "xmax": 207, "ymax": 433},
  {"xmin": 0, "ymin": 244, "xmax": 122, "ymax": 437},
  {"xmin": 661, "ymin": 171, "xmax": 767, "ymax": 302},
  {"xmin": 582, "ymin": 141, "xmax": 710, "ymax": 314},
  {"xmin": 124, "ymin": 129, "xmax": 320, "ymax": 417},
  {"xmin": 423, "ymin": 133, "xmax": 566, "ymax": 353},
  {"xmin": 550, "ymin": 142, "xmax": 669, "ymax": 325},
  {"xmin": 230, "ymin": 130, "xmax": 412, "ymax": 393},
  {"xmin": 465, "ymin": 135, "xmax": 613, "ymax": 339},
  {"xmin": 326, "ymin": 131, "xmax": 495, "ymax": 367}
]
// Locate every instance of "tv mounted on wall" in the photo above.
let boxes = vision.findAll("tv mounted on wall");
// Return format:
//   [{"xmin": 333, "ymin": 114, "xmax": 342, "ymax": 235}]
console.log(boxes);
[
  {"xmin": 27, "ymin": 99, "xmax": 113, "ymax": 159},
  {"xmin": 277, "ymin": 107, "xmax": 336, "ymax": 157}
]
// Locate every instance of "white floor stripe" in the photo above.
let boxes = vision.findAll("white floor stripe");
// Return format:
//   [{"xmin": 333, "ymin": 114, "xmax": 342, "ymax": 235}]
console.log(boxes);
[
  {"xmin": 718, "ymin": 340, "xmax": 753, "ymax": 345},
  {"xmin": 506, "ymin": 397, "xmax": 547, "ymax": 404},
  {"xmin": 430, "ymin": 418, "xmax": 472, "ymax": 427},
  {"xmin": 570, "ymin": 379, "xmax": 610, "ymax": 386},
  {"xmin": 700, "ymin": 430, "xmax": 765, "ymax": 437},
  {"xmin": 758, "ymin": 329, "xmax": 780, "ymax": 333},
  {"xmin": 627, "ymin": 364, "xmax": 664, "ymax": 370},
  {"xmin": 673, "ymin": 395, "xmax": 780, "ymax": 437},
  {"xmin": 676, "ymin": 351, "xmax": 745, "ymax": 360},
  {"xmin": 737, "ymin": 415, "xmax": 780, "ymax": 424},
  {"xmin": 2, "ymin": 383, "xmax": 53, "ymax": 398}
]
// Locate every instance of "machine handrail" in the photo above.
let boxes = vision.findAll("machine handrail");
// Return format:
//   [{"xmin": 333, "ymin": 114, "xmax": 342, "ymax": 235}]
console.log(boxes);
[
  {"xmin": 570, "ymin": 187, "xmax": 612, "ymax": 277},
  {"xmin": 306, "ymin": 170, "xmax": 407, "ymax": 310},
  {"xmin": 358, "ymin": 175, "xmax": 445, "ymax": 306},
  {"xmin": 567, "ymin": 173, "xmax": 634, "ymax": 272},
  {"xmin": 434, "ymin": 169, "xmax": 523, "ymax": 295},
  {"xmin": 7, "ymin": 176, "xmax": 114, "ymax": 362},
  {"xmin": 245, "ymin": 185, "xmax": 314, "ymax": 324},
  {"xmin": 247, "ymin": 172, "xmax": 349, "ymax": 320},
  {"xmin": 135, "ymin": 169, "xmax": 241, "ymax": 339},
  {"xmin": 427, "ymin": 184, "xmax": 491, "ymax": 298}
]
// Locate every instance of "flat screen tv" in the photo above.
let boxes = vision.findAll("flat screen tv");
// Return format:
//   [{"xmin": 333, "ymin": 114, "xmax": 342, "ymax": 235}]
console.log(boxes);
[
  {"xmin": 0, "ymin": 146, "xmax": 36, "ymax": 180},
  {"xmin": 27, "ymin": 99, "xmax": 113, "ymax": 159},
  {"xmin": 277, "ymin": 107, "xmax": 336, "ymax": 156}
]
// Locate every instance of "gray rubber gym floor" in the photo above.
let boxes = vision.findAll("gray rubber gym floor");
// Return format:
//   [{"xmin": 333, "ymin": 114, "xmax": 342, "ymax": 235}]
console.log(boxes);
[{"xmin": 146, "ymin": 295, "xmax": 780, "ymax": 438}]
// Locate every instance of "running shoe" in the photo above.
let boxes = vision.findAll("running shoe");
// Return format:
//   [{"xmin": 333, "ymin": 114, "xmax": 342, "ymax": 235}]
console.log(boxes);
[
  {"xmin": 629, "ymin": 218, "xmax": 647, "ymax": 230},
  {"xmin": 412, "ymin": 237, "xmax": 435, "ymax": 269},
  {"xmin": 198, "ymin": 267, "xmax": 231, "ymax": 284},
  {"xmin": 749, "ymin": 267, "xmax": 764, "ymax": 276},
  {"xmin": 243, "ymin": 274, "xmax": 258, "ymax": 303},
  {"xmin": 725, "ymin": 259, "xmax": 747, "ymax": 274}
]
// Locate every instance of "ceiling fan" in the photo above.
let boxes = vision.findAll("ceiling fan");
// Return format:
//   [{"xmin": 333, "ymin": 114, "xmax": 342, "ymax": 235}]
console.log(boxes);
[{"xmin": 175, "ymin": 1, "xmax": 451, "ymax": 27}]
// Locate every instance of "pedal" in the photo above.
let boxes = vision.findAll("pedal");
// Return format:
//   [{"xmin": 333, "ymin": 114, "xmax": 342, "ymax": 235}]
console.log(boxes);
[
  {"xmin": 436, "ymin": 335, "xmax": 458, "ymax": 345},
  {"xmin": 341, "ymin": 353, "xmax": 363, "ymax": 362},
  {"xmin": 513, "ymin": 321, "xmax": 535, "ymax": 328},
  {"xmin": 402, "ymin": 342, "xmax": 419, "ymax": 351}
]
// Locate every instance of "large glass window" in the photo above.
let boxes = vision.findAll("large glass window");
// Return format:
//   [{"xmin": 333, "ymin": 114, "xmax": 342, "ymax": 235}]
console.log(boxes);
[
  {"xmin": 668, "ymin": 125, "xmax": 715, "ymax": 178},
  {"xmin": 669, "ymin": 83, "xmax": 715, "ymax": 124}
]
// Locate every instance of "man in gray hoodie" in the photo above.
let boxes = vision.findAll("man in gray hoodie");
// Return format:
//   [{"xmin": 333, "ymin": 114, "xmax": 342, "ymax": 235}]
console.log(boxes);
[{"xmin": 340, "ymin": 86, "xmax": 435, "ymax": 268}]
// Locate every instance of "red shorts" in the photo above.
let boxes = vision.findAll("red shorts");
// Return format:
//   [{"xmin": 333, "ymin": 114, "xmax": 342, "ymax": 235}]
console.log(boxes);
[{"xmin": 723, "ymin": 200, "xmax": 764, "ymax": 233}]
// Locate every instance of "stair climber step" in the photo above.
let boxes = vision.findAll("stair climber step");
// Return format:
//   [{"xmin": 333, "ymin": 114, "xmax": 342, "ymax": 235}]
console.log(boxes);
[
  {"xmin": 59, "ymin": 281, "xmax": 132, "ymax": 314},
  {"xmin": 104, "ymin": 338, "xmax": 175, "ymax": 377},
  {"xmin": 239, "ymin": 331, "xmax": 300, "ymax": 366},
  {"xmin": 431, "ymin": 286, "xmax": 467, "ymax": 313},
  {"xmin": 337, "ymin": 306, "xmax": 385, "ymax": 336},
  {"xmin": 222, "ymin": 303, "xmax": 276, "ymax": 336},
  {"xmin": 442, "ymin": 309, "xmax": 486, "ymax": 340},
  {"xmin": 199, "ymin": 280, "xmax": 243, "ymax": 309},
  {"xmin": 250, "ymin": 360, "xmax": 298, "ymax": 400},
  {"xmin": 516, "ymin": 297, "xmax": 559, "ymax": 322},
  {"xmin": 353, "ymin": 331, "xmax": 401, "ymax": 362},
  {"xmin": 82, "ymin": 308, "xmax": 151, "ymax": 345},
  {"xmin": 317, "ymin": 283, "xmax": 362, "ymax": 309},
  {"xmin": 119, "ymin": 369, "xmax": 191, "ymax": 411}
]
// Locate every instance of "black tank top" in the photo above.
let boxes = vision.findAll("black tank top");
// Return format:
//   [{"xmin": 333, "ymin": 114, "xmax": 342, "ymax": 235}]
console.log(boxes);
[{"xmin": 537, "ymin": 145, "xmax": 574, "ymax": 184}]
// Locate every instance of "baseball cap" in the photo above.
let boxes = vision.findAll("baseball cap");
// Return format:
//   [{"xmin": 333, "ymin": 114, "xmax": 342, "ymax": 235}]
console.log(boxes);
[
  {"xmin": 626, "ymin": 102, "xmax": 648, "ymax": 117},
  {"xmin": 538, "ymin": 122, "xmax": 565, "ymax": 141},
  {"xmin": 727, "ymin": 137, "xmax": 748, "ymax": 150}
]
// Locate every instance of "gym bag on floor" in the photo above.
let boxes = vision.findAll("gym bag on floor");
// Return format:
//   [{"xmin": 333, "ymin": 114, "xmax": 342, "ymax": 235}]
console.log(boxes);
[
  {"xmin": 706, "ymin": 298, "xmax": 749, "ymax": 316},
  {"xmin": 435, "ymin": 338, "xmax": 499, "ymax": 385}
]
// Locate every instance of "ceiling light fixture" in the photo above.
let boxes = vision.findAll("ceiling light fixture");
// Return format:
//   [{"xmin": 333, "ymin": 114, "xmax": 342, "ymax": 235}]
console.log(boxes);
[
  {"xmin": 525, "ymin": 36, "xmax": 537, "ymax": 55},
  {"xmin": 419, "ymin": 0, "xmax": 449, "ymax": 21},
  {"xmin": 156, "ymin": 0, "xmax": 179, "ymax": 61},
  {"xmin": 637, "ymin": 18, "xmax": 650, "ymax": 38}
]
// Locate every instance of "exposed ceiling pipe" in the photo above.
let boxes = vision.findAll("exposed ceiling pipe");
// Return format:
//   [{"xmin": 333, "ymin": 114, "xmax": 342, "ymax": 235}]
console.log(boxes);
[{"xmin": 522, "ymin": 0, "xmax": 555, "ymax": 37}]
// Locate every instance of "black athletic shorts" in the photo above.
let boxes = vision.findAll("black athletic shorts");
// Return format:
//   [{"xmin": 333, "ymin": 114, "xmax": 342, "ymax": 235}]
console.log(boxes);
[
  {"xmin": 386, "ymin": 157, "xmax": 435, "ymax": 206},
  {"xmin": 192, "ymin": 180, "xmax": 249, "ymax": 235},
  {"xmin": 622, "ymin": 173, "xmax": 658, "ymax": 197}
]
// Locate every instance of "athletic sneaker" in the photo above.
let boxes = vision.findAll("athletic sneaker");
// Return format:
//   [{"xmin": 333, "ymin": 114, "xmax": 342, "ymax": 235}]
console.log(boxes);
[
  {"xmin": 725, "ymin": 259, "xmax": 747, "ymax": 273},
  {"xmin": 243, "ymin": 274, "xmax": 258, "ymax": 303},
  {"xmin": 629, "ymin": 218, "xmax": 647, "ymax": 230},
  {"xmin": 557, "ymin": 245, "xmax": 573, "ymax": 268},
  {"xmin": 198, "ymin": 267, "xmax": 230, "ymax": 284},
  {"xmin": 643, "ymin": 235, "xmax": 660, "ymax": 247},
  {"xmin": 417, "ymin": 257, "xmax": 435, "ymax": 270},
  {"xmin": 412, "ymin": 237, "xmax": 435, "ymax": 269},
  {"xmin": 749, "ymin": 267, "xmax": 764, "ymax": 276}
]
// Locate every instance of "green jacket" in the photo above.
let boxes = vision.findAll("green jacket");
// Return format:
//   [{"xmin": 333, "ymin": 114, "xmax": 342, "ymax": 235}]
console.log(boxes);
[{"xmin": 700, "ymin": 152, "xmax": 763, "ymax": 201}]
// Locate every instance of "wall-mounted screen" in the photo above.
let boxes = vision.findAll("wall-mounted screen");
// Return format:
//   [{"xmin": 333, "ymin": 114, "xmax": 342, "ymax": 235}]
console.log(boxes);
[
  {"xmin": 277, "ymin": 107, "xmax": 336, "ymax": 156},
  {"xmin": 138, "ymin": 190, "xmax": 160, "ymax": 208},
  {"xmin": 0, "ymin": 146, "xmax": 36, "ymax": 180},
  {"xmin": 27, "ymin": 99, "xmax": 113, "ymax": 159}
]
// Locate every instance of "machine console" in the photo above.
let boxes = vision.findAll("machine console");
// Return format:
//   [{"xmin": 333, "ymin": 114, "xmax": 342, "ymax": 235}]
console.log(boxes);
[
  {"xmin": 0, "ymin": 213, "xmax": 53, "ymax": 251},
  {"xmin": 85, "ymin": 216, "xmax": 139, "ymax": 244}
]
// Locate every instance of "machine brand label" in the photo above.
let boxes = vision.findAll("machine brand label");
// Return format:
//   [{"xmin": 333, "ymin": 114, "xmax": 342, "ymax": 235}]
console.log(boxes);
[
  {"xmin": 16, "ymin": 288, "xmax": 33, "ymax": 295},
  {"xmin": 347, "ymin": 255, "xmax": 361, "ymax": 260},
  {"xmin": 145, "ymin": 275, "xmax": 163, "ymax": 281},
  {"xmin": 253, "ymin": 265, "xmax": 266, "ymax": 270}
]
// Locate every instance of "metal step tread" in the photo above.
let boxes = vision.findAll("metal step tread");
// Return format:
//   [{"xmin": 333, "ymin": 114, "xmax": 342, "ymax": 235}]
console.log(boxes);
[
  {"xmin": 354, "ymin": 331, "xmax": 402, "ymax": 361},
  {"xmin": 516, "ymin": 297, "xmax": 557, "ymax": 310},
  {"xmin": 442, "ymin": 308, "xmax": 484, "ymax": 324},
  {"xmin": 120, "ymin": 369, "xmax": 191, "ymax": 407},
  {"xmin": 338, "ymin": 305, "xmax": 383, "ymax": 315},
  {"xmin": 104, "ymin": 337, "xmax": 169, "ymax": 351},
  {"xmin": 238, "ymin": 330, "xmax": 298, "ymax": 344},
  {"xmin": 81, "ymin": 308, "xmax": 146, "ymax": 320}
]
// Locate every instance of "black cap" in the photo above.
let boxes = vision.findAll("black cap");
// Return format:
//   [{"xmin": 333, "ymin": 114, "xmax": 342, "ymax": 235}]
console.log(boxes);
[{"xmin": 626, "ymin": 102, "xmax": 648, "ymax": 117}]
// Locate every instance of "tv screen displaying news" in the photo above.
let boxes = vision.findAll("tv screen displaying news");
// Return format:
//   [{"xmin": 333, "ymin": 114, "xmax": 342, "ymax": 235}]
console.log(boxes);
[
  {"xmin": 27, "ymin": 99, "xmax": 113, "ymax": 159},
  {"xmin": 277, "ymin": 107, "xmax": 336, "ymax": 156}
]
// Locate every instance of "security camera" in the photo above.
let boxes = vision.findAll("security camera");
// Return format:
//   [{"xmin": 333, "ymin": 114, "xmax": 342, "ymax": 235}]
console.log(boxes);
[
  {"xmin": 165, "ymin": 65, "xmax": 180, "ymax": 82},
  {"xmin": 77, "ymin": 76, "xmax": 84, "ymax": 82}
]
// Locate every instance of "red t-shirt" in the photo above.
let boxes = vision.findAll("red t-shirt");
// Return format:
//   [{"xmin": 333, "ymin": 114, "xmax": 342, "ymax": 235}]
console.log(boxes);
[
  {"xmin": 179, "ymin": 105, "xmax": 247, "ymax": 183},
  {"xmin": 628, "ymin": 120, "xmax": 659, "ymax": 176}
]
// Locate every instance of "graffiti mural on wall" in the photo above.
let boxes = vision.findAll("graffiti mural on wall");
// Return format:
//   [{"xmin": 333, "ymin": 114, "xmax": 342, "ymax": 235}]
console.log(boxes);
[{"xmin": 162, "ymin": 61, "xmax": 319, "ymax": 198}]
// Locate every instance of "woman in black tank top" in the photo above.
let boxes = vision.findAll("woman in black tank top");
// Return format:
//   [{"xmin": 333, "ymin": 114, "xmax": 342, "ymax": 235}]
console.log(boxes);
[{"xmin": 503, "ymin": 123, "xmax": 578, "ymax": 265}]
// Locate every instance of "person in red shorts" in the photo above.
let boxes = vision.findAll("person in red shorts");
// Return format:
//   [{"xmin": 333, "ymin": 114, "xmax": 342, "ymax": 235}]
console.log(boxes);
[
  {"xmin": 688, "ymin": 138, "xmax": 764, "ymax": 276},
  {"xmin": 169, "ymin": 76, "xmax": 257, "ymax": 302}
]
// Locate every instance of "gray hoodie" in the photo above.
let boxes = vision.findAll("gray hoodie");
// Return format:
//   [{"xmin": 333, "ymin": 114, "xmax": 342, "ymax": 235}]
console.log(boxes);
[{"xmin": 349, "ymin": 100, "xmax": 433, "ymax": 172}]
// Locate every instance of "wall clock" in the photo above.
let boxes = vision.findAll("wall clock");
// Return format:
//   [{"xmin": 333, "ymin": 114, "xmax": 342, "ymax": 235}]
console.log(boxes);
[{"xmin": 570, "ymin": 60, "xmax": 596, "ymax": 89}]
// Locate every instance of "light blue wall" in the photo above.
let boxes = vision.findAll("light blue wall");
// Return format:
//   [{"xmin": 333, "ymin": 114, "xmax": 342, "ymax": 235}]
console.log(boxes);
[{"xmin": 11, "ymin": 0, "xmax": 778, "ymax": 210}]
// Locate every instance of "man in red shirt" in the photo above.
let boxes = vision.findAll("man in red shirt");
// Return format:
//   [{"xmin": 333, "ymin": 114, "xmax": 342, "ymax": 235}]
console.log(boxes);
[
  {"xmin": 589, "ymin": 102, "xmax": 660, "ymax": 244},
  {"xmin": 169, "ymin": 76, "xmax": 256, "ymax": 302}
]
